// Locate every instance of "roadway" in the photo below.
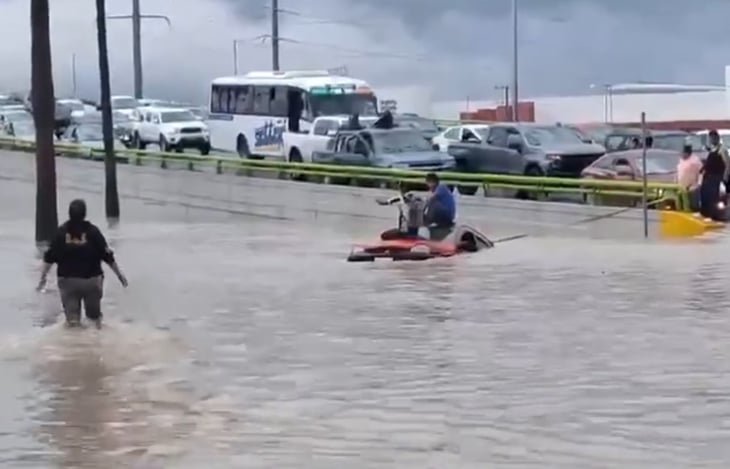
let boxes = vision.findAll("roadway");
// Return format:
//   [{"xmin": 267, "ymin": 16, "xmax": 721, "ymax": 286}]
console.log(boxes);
[{"xmin": 0, "ymin": 149, "xmax": 662, "ymax": 242}]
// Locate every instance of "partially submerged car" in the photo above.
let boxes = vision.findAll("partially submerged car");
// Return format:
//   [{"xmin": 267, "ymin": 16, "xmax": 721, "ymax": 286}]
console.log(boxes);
[{"xmin": 347, "ymin": 193, "xmax": 494, "ymax": 262}]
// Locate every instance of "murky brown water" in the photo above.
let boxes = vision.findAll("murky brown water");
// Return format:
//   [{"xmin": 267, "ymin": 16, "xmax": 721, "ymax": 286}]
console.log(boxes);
[{"xmin": 2, "ymin": 164, "xmax": 730, "ymax": 468}]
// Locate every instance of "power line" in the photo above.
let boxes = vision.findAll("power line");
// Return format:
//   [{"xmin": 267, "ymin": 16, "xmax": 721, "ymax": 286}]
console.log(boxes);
[
  {"xmin": 245, "ymin": 35, "xmax": 431, "ymax": 62},
  {"xmin": 258, "ymin": 4, "xmax": 376, "ymax": 29}
]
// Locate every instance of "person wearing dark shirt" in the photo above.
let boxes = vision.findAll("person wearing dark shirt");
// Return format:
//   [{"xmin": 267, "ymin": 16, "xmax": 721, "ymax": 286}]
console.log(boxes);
[
  {"xmin": 36, "ymin": 199, "xmax": 128, "ymax": 327},
  {"xmin": 424, "ymin": 173, "xmax": 456, "ymax": 240},
  {"xmin": 701, "ymin": 130, "xmax": 726, "ymax": 221}
]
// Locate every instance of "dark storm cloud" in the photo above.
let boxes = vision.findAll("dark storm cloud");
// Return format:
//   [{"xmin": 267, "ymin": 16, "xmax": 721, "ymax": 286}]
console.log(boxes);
[{"xmin": 1, "ymin": 0, "xmax": 728, "ymax": 106}]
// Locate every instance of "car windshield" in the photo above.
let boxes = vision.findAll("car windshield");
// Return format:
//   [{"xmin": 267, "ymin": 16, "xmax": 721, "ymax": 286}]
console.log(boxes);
[
  {"xmin": 371, "ymin": 130, "xmax": 432, "ymax": 153},
  {"xmin": 112, "ymin": 98, "xmax": 138, "ymax": 109},
  {"xmin": 76, "ymin": 125, "xmax": 104, "ymax": 141},
  {"xmin": 160, "ymin": 110, "xmax": 196, "ymax": 123},
  {"xmin": 310, "ymin": 93, "xmax": 378, "ymax": 118},
  {"xmin": 523, "ymin": 126, "xmax": 584, "ymax": 145},
  {"xmin": 653, "ymin": 133, "xmax": 703, "ymax": 152}
]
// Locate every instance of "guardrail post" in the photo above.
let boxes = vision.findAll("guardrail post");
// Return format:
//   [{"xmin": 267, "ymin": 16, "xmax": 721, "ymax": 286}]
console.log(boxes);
[
  {"xmin": 135, "ymin": 153, "xmax": 141, "ymax": 165},
  {"xmin": 187, "ymin": 159, "xmax": 194, "ymax": 171},
  {"xmin": 216, "ymin": 159, "xmax": 222, "ymax": 174},
  {"xmin": 160, "ymin": 155, "xmax": 167, "ymax": 169}
]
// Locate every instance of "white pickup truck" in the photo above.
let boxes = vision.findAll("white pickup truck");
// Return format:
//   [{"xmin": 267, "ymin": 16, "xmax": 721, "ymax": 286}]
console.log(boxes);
[{"xmin": 283, "ymin": 115, "xmax": 377, "ymax": 163}]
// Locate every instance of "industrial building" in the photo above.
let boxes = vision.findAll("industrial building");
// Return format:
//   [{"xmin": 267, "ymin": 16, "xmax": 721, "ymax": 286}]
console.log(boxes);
[{"xmin": 380, "ymin": 66, "xmax": 730, "ymax": 129}]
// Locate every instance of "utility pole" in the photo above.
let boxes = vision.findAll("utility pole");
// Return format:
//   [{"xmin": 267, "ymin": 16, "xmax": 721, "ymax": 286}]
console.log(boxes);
[
  {"xmin": 271, "ymin": 0, "xmax": 280, "ymax": 70},
  {"xmin": 131, "ymin": 0, "xmax": 142, "ymax": 98},
  {"xmin": 71, "ymin": 53, "xmax": 77, "ymax": 97},
  {"xmin": 96, "ymin": 0, "xmax": 120, "ymax": 219},
  {"xmin": 510, "ymin": 0, "xmax": 519, "ymax": 121},
  {"xmin": 107, "ymin": 1, "xmax": 171, "ymax": 99}
]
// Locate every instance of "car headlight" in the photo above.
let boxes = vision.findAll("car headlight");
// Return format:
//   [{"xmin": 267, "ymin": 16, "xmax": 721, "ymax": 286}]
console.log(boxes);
[{"xmin": 546, "ymin": 154, "xmax": 561, "ymax": 162}]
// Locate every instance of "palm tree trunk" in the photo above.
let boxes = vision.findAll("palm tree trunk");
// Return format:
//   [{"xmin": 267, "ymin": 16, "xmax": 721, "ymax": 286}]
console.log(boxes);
[
  {"xmin": 31, "ymin": 0, "xmax": 58, "ymax": 244},
  {"xmin": 95, "ymin": 0, "xmax": 120, "ymax": 218}
]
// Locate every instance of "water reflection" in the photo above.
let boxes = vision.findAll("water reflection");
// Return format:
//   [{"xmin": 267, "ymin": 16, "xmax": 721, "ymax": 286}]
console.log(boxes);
[{"xmin": 5, "ymin": 198, "xmax": 730, "ymax": 466}]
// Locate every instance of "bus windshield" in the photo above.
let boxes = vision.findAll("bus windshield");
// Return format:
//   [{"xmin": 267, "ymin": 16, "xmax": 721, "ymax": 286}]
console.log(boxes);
[{"xmin": 310, "ymin": 93, "xmax": 378, "ymax": 118}]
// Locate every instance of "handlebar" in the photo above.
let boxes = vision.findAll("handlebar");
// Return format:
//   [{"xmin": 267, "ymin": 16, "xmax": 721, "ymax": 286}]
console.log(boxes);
[{"xmin": 375, "ymin": 192, "xmax": 420, "ymax": 206}]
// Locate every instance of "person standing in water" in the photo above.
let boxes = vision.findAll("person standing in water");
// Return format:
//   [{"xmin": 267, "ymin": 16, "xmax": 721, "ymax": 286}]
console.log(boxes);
[
  {"xmin": 36, "ymin": 199, "xmax": 128, "ymax": 327},
  {"xmin": 701, "ymin": 131, "xmax": 727, "ymax": 221}
]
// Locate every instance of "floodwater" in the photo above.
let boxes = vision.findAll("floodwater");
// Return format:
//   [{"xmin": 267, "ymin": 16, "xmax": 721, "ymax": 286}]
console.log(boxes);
[{"xmin": 2, "ymin": 163, "xmax": 730, "ymax": 467}]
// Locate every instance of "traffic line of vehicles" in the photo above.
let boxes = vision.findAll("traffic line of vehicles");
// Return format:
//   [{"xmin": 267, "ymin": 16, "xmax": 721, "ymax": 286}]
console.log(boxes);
[
  {"xmin": 0, "ymin": 92, "xmax": 211, "ymax": 156},
  {"xmin": 3, "ymin": 72, "xmax": 726, "ymax": 207}
]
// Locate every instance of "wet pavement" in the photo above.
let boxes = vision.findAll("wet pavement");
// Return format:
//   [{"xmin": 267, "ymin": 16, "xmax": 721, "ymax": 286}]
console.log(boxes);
[{"xmin": 2, "ymin": 151, "xmax": 730, "ymax": 467}]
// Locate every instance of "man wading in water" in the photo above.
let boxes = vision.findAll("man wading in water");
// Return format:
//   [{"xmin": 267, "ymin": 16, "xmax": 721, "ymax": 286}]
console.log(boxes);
[{"xmin": 36, "ymin": 199, "xmax": 128, "ymax": 328}]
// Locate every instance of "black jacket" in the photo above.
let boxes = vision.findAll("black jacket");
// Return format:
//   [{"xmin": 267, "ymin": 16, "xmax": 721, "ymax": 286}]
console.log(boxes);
[{"xmin": 43, "ymin": 221, "xmax": 115, "ymax": 278}]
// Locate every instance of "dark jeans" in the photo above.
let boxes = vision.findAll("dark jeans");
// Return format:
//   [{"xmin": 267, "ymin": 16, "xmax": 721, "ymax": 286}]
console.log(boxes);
[
  {"xmin": 688, "ymin": 187, "xmax": 700, "ymax": 212},
  {"xmin": 700, "ymin": 174, "xmax": 723, "ymax": 220},
  {"xmin": 58, "ymin": 276, "xmax": 103, "ymax": 325},
  {"xmin": 425, "ymin": 201, "xmax": 454, "ymax": 228}
]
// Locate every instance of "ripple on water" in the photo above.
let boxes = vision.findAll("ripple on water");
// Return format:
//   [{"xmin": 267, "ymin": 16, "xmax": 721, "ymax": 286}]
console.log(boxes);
[{"xmin": 3, "ymin": 215, "xmax": 730, "ymax": 467}]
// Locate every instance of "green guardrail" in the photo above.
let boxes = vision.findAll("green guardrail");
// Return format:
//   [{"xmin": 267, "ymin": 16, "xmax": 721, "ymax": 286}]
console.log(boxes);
[{"xmin": 0, "ymin": 136, "xmax": 690, "ymax": 212}]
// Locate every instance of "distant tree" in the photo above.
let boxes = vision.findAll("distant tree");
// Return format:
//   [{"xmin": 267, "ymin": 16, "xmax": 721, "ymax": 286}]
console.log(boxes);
[
  {"xmin": 95, "ymin": 0, "xmax": 120, "ymax": 218},
  {"xmin": 30, "ymin": 0, "xmax": 58, "ymax": 244}
]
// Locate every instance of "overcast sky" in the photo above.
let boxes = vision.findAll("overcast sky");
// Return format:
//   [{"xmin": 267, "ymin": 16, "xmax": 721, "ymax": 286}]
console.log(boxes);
[{"xmin": 0, "ymin": 0, "xmax": 727, "ymax": 105}]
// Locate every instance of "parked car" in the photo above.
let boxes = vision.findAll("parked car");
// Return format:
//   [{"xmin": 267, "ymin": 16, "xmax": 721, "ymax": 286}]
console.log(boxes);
[
  {"xmin": 0, "ymin": 94, "xmax": 24, "ymax": 107},
  {"xmin": 580, "ymin": 148, "xmax": 679, "ymax": 207},
  {"xmin": 111, "ymin": 95, "xmax": 141, "ymax": 120},
  {"xmin": 4, "ymin": 120, "xmax": 35, "ymax": 141},
  {"xmin": 651, "ymin": 131, "xmax": 703, "ymax": 153},
  {"xmin": 579, "ymin": 125, "xmax": 703, "ymax": 154},
  {"xmin": 63, "ymin": 121, "xmax": 120, "ymax": 148},
  {"xmin": 695, "ymin": 129, "xmax": 730, "ymax": 150},
  {"xmin": 283, "ymin": 115, "xmax": 380, "ymax": 163},
  {"xmin": 0, "ymin": 109, "xmax": 34, "ymax": 138},
  {"xmin": 134, "ymin": 106, "xmax": 211, "ymax": 154},
  {"xmin": 311, "ymin": 127, "xmax": 454, "ymax": 175},
  {"xmin": 57, "ymin": 98, "xmax": 89, "ymax": 121},
  {"xmin": 431, "ymin": 124, "xmax": 490, "ymax": 152},
  {"xmin": 448, "ymin": 122, "xmax": 606, "ymax": 179}
]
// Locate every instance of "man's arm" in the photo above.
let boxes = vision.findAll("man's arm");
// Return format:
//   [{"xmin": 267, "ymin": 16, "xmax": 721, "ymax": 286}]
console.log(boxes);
[
  {"xmin": 91, "ymin": 226, "xmax": 128, "ymax": 287},
  {"xmin": 37, "ymin": 231, "xmax": 62, "ymax": 291}
]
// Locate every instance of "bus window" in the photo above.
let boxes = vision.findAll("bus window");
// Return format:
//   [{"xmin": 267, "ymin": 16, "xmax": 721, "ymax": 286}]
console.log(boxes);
[
  {"xmin": 252, "ymin": 86, "xmax": 271, "ymax": 115},
  {"xmin": 211, "ymin": 85, "xmax": 228, "ymax": 113},
  {"xmin": 235, "ymin": 85, "xmax": 253, "ymax": 114},
  {"xmin": 227, "ymin": 88, "xmax": 237, "ymax": 114},
  {"xmin": 270, "ymin": 86, "xmax": 289, "ymax": 117}
]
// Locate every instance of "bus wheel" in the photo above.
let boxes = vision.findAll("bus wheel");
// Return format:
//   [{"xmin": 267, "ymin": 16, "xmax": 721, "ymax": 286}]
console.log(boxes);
[{"xmin": 236, "ymin": 134, "xmax": 251, "ymax": 158}]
